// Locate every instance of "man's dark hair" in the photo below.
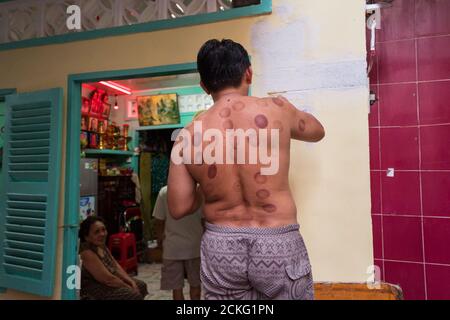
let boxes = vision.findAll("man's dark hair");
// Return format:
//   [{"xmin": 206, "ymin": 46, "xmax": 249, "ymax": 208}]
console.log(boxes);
[
  {"xmin": 79, "ymin": 216, "xmax": 105, "ymax": 243},
  {"xmin": 197, "ymin": 39, "xmax": 251, "ymax": 93}
]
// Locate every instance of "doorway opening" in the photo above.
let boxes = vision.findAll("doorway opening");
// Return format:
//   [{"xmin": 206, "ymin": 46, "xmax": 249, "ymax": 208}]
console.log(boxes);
[{"xmin": 63, "ymin": 63, "xmax": 210, "ymax": 300}]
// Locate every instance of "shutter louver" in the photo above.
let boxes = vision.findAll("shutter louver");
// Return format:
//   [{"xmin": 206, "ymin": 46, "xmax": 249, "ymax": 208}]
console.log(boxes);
[{"xmin": 0, "ymin": 88, "xmax": 63, "ymax": 297}]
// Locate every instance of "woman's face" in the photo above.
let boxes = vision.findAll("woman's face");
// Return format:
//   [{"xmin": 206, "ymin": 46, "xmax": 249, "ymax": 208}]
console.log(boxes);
[{"xmin": 85, "ymin": 221, "xmax": 108, "ymax": 246}]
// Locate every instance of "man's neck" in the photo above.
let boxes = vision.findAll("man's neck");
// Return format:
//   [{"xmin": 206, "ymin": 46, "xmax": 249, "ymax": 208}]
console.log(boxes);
[{"xmin": 211, "ymin": 87, "xmax": 248, "ymax": 102}]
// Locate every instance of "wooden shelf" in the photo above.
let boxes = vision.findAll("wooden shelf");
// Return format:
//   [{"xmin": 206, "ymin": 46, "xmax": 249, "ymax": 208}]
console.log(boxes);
[{"xmin": 84, "ymin": 149, "xmax": 134, "ymax": 157}]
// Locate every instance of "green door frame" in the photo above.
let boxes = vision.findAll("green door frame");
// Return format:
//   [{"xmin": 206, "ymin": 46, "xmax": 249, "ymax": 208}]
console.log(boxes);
[
  {"xmin": 62, "ymin": 62, "xmax": 198, "ymax": 300},
  {"xmin": 0, "ymin": 89, "xmax": 17, "ymax": 102}
]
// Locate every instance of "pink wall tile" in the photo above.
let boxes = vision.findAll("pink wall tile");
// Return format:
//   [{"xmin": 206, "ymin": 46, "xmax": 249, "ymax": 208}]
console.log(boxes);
[
  {"xmin": 379, "ymin": 84, "xmax": 418, "ymax": 126},
  {"xmin": 384, "ymin": 261, "xmax": 426, "ymax": 300},
  {"xmin": 369, "ymin": 85, "xmax": 379, "ymax": 127},
  {"xmin": 378, "ymin": 0, "xmax": 415, "ymax": 42},
  {"xmin": 367, "ymin": 0, "xmax": 450, "ymax": 301},
  {"xmin": 419, "ymin": 81, "xmax": 450, "ymax": 125},
  {"xmin": 418, "ymin": 36, "xmax": 450, "ymax": 81},
  {"xmin": 371, "ymin": 171, "xmax": 381, "ymax": 214},
  {"xmin": 424, "ymin": 218, "xmax": 450, "ymax": 264},
  {"xmin": 383, "ymin": 216, "xmax": 424, "ymax": 262},
  {"xmin": 380, "ymin": 127, "xmax": 420, "ymax": 170},
  {"xmin": 426, "ymin": 264, "xmax": 450, "ymax": 300},
  {"xmin": 379, "ymin": 40, "xmax": 416, "ymax": 84},
  {"xmin": 369, "ymin": 128, "xmax": 380, "ymax": 169},
  {"xmin": 422, "ymin": 172, "xmax": 450, "ymax": 217},
  {"xmin": 421, "ymin": 125, "xmax": 450, "ymax": 170},
  {"xmin": 416, "ymin": 0, "xmax": 450, "ymax": 36},
  {"xmin": 382, "ymin": 171, "xmax": 421, "ymax": 215},
  {"xmin": 372, "ymin": 215, "xmax": 383, "ymax": 260}
]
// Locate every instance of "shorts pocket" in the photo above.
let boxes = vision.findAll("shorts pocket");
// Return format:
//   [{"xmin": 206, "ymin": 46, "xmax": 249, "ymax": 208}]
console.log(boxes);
[
  {"xmin": 285, "ymin": 259, "xmax": 314, "ymax": 300},
  {"xmin": 285, "ymin": 259, "xmax": 311, "ymax": 280}
]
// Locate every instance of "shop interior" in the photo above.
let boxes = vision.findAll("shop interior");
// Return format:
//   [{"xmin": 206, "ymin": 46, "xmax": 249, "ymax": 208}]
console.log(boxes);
[{"xmin": 78, "ymin": 73, "xmax": 212, "ymax": 296}]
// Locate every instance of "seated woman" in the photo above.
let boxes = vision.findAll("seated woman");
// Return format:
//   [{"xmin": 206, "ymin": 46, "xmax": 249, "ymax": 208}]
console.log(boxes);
[{"xmin": 79, "ymin": 216, "xmax": 148, "ymax": 300}]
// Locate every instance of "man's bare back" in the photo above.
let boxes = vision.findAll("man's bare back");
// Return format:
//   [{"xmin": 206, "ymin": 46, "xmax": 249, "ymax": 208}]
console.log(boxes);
[
  {"xmin": 176, "ymin": 95, "xmax": 324, "ymax": 228},
  {"xmin": 167, "ymin": 38, "xmax": 323, "ymax": 300}
]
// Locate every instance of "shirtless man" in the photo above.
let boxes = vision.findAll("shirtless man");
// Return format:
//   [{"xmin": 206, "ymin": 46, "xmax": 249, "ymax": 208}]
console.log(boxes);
[{"xmin": 167, "ymin": 39, "xmax": 325, "ymax": 300}]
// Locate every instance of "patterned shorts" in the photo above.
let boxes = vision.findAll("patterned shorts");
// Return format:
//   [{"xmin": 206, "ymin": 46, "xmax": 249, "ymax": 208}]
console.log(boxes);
[{"xmin": 201, "ymin": 223, "xmax": 314, "ymax": 300}]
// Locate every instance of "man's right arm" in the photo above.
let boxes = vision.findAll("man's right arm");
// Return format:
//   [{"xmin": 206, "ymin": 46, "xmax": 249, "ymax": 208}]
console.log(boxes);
[{"xmin": 282, "ymin": 97, "xmax": 325, "ymax": 142}]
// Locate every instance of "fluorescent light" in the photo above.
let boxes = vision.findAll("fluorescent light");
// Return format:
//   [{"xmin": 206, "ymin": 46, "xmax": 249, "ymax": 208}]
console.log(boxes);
[
  {"xmin": 99, "ymin": 81, "xmax": 132, "ymax": 95},
  {"xmin": 171, "ymin": 13, "xmax": 176, "ymax": 19}
]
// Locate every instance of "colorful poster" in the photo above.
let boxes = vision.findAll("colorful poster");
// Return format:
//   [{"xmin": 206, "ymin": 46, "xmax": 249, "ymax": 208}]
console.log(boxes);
[
  {"xmin": 137, "ymin": 94, "xmax": 180, "ymax": 126},
  {"xmin": 80, "ymin": 196, "xmax": 96, "ymax": 221}
]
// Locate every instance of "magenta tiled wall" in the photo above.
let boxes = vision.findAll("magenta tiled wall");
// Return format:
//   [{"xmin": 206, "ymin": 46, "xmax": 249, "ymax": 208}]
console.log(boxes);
[{"xmin": 368, "ymin": 0, "xmax": 450, "ymax": 300}]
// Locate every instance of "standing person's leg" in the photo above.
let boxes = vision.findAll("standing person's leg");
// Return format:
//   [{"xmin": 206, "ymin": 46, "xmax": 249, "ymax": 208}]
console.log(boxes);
[
  {"xmin": 189, "ymin": 286, "xmax": 201, "ymax": 300},
  {"xmin": 185, "ymin": 258, "xmax": 201, "ymax": 300},
  {"xmin": 161, "ymin": 259, "xmax": 185, "ymax": 300},
  {"xmin": 172, "ymin": 288, "xmax": 184, "ymax": 300}
]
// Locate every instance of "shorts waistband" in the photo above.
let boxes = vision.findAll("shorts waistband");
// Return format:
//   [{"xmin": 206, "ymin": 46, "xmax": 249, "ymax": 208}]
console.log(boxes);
[{"xmin": 204, "ymin": 222, "xmax": 300, "ymax": 235}]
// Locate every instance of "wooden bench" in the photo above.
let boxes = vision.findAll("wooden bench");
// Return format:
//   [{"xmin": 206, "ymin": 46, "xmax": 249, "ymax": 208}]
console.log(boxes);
[{"xmin": 314, "ymin": 282, "xmax": 403, "ymax": 300}]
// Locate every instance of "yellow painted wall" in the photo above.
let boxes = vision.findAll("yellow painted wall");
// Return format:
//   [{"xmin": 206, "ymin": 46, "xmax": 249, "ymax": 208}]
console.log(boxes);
[{"xmin": 0, "ymin": 0, "xmax": 372, "ymax": 299}]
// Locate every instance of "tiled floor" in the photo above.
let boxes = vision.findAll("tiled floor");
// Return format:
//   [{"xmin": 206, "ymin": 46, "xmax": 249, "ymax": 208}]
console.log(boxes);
[{"xmin": 135, "ymin": 263, "xmax": 195, "ymax": 300}]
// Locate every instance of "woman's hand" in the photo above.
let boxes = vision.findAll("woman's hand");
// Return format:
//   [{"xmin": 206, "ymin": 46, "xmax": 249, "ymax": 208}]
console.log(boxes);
[
  {"xmin": 130, "ymin": 281, "xmax": 139, "ymax": 293},
  {"xmin": 124, "ymin": 279, "xmax": 139, "ymax": 293}
]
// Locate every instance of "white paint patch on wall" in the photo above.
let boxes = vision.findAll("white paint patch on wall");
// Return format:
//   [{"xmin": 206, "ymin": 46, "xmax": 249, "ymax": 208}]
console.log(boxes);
[
  {"xmin": 255, "ymin": 60, "xmax": 368, "ymax": 94},
  {"xmin": 274, "ymin": 86, "xmax": 369, "ymax": 112},
  {"xmin": 251, "ymin": 1, "xmax": 368, "ymax": 95}
]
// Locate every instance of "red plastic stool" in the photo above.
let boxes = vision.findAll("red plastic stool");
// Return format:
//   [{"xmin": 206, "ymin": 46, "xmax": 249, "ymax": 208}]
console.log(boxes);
[{"xmin": 108, "ymin": 232, "xmax": 138, "ymax": 275}]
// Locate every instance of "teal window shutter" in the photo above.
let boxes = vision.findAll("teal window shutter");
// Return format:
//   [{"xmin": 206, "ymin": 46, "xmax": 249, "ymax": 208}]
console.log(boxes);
[
  {"xmin": 0, "ymin": 101, "xmax": 6, "ymax": 197},
  {"xmin": 0, "ymin": 88, "xmax": 63, "ymax": 297},
  {"xmin": 0, "ymin": 101, "xmax": 5, "ymax": 294}
]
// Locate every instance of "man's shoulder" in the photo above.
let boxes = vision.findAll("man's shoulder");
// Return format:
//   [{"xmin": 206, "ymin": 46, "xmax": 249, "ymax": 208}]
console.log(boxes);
[{"xmin": 248, "ymin": 95, "xmax": 295, "ymax": 108}]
